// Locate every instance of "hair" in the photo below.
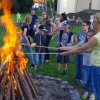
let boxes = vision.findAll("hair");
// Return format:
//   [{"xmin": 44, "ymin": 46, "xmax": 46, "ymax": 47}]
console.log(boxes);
[
  {"xmin": 39, "ymin": 25, "xmax": 44, "ymax": 30},
  {"xmin": 61, "ymin": 13, "xmax": 67, "ymax": 21},
  {"xmin": 35, "ymin": 19, "xmax": 39, "ymax": 23},
  {"xmin": 83, "ymin": 20, "xmax": 91, "ymax": 26},
  {"xmin": 94, "ymin": 13, "xmax": 100, "ymax": 23},
  {"xmin": 42, "ymin": 11, "xmax": 48, "ymax": 19},
  {"xmin": 88, "ymin": 29, "xmax": 96, "ymax": 35},
  {"xmin": 24, "ymin": 14, "xmax": 32, "ymax": 25}
]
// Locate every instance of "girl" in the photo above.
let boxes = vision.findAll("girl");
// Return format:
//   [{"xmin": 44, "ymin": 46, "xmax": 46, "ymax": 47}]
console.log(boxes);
[{"xmin": 21, "ymin": 14, "xmax": 34, "ymax": 67}]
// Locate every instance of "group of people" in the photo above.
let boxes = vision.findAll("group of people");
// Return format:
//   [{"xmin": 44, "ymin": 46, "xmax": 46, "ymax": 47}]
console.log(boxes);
[
  {"xmin": 20, "ymin": 8, "xmax": 55, "ymax": 70},
  {"xmin": 60, "ymin": 13, "xmax": 100, "ymax": 100},
  {"xmin": 18, "ymin": 7, "xmax": 100, "ymax": 100}
]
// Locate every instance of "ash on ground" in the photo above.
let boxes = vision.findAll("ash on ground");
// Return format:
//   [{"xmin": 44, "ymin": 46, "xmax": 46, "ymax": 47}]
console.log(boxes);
[{"xmin": 32, "ymin": 75, "xmax": 80, "ymax": 100}]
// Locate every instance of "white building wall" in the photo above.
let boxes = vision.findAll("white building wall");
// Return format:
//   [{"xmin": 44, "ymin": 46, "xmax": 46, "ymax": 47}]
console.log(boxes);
[
  {"xmin": 76, "ymin": 0, "xmax": 90, "ymax": 12},
  {"xmin": 57, "ymin": 0, "xmax": 76, "ymax": 14},
  {"xmin": 91, "ymin": 0, "xmax": 100, "ymax": 10},
  {"xmin": 57, "ymin": 0, "xmax": 100, "ymax": 14}
]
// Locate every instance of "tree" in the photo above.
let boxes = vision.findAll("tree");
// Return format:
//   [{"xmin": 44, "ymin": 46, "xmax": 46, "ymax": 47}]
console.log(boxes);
[{"xmin": 12, "ymin": 0, "xmax": 33, "ymax": 13}]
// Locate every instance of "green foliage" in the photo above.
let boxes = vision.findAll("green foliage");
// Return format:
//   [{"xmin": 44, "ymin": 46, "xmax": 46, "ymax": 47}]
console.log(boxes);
[{"xmin": 12, "ymin": 0, "xmax": 33, "ymax": 13}]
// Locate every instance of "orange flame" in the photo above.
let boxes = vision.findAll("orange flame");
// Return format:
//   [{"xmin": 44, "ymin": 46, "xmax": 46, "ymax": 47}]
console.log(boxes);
[{"xmin": 0, "ymin": 0, "xmax": 28, "ymax": 75}]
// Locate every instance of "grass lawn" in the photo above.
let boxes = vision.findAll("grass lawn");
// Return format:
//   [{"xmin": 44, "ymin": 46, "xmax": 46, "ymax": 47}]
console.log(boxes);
[{"xmin": 0, "ymin": 13, "xmax": 88, "ymax": 100}]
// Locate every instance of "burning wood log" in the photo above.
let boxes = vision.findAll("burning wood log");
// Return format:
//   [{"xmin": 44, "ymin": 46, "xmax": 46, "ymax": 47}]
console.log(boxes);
[
  {"xmin": 14, "ymin": 75, "xmax": 25, "ymax": 100},
  {"xmin": 24, "ymin": 68, "xmax": 38, "ymax": 98},
  {"xmin": 25, "ymin": 68, "xmax": 38, "ymax": 93},
  {"xmin": 0, "ymin": 64, "xmax": 38, "ymax": 100},
  {"xmin": 11, "ymin": 80, "xmax": 15, "ymax": 100},
  {"xmin": 5, "ymin": 71, "xmax": 14, "ymax": 100},
  {"xmin": 0, "ymin": 71, "xmax": 7, "ymax": 100},
  {"xmin": 15, "ymin": 66, "xmax": 34, "ymax": 100}
]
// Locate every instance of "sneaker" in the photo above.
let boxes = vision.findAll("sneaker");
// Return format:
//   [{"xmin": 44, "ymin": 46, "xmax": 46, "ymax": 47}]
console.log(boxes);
[
  {"xmin": 89, "ymin": 94, "xmax": 95, "ymax": 100},
  {"xmin": 63, "ymin": 71, "xmax": 67, "ymax": 77},
  {"xmin": 45, "ymin": 60, "xmax": 50, "ymax": 64},
  {"xmin": 82, "ymin": 91, "xmax": 88, "ymax": 99},
  {"xmin": 80, "ymin": 80, "xmax": 84, "ymax": 84},
  {"xmin": 30, "ymin": 64, "xmax": 34, "ymax": 68}
]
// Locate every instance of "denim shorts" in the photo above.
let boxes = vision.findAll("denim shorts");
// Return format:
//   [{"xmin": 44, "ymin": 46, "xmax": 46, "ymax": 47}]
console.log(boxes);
[
  {"xmin": 57, "ymin": 50, "xmax": 69, "ymax": 63},
  {"xmin": 34, "ymin": 52, "xmax": 45, "ymax": 65}
]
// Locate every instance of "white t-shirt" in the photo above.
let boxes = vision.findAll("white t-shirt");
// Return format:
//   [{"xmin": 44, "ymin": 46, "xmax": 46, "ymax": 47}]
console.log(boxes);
[{"xmin": 34, "ymin": 24, "xmax": 40, "ymax": 35}]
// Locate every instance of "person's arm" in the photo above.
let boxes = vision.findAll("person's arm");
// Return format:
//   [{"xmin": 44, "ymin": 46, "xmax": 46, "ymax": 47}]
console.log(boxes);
[
  {"xmin": 61, "ymin": 37, "xmax": 97, "ymax": 56},
  {"xmin": 59, "ymin": 45, "xmax": 79, "ymax": 50},
  {"xmin": 78, "ymin": 37, "xmax": 97, "ymax": 51},
  {"xmin": 84, "ymin": 48, "xmax": 92, "ymax": 53}
]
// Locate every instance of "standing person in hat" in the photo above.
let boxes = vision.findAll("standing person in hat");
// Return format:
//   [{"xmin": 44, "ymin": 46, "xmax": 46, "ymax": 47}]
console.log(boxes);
[
  {"xmin": 29, "ymin": 8, "xmax": 38, "ymax": 39},
  {"xmin": 56, "ymin": 20, "xmax": 74, "ymax": 76},
  {"xmin": 34, "ymin": 25, "xmax": 47, "ymax": 70}
]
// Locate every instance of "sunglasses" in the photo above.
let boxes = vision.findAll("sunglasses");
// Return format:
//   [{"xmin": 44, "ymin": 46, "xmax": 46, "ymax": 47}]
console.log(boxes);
[{"xmin": 82, "ymin": 24, "xmax": 87, "ymax": 26}]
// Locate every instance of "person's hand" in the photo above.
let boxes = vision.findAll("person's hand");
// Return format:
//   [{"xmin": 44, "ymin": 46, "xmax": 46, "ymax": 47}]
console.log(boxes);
[
  {"xmin": 61, "ymin": 51, "xmax": 68, "ymax": 56},
  {"xmin": 31, "ymin": 43, "xmax": 36, "ymax": 47},
  {"xmin": 27, "ymin": 42, "xmax": 30, "ymax": 46},
  {"xmin": 59, "ymin": 46, "xmax": 67, "ymax": 50}
]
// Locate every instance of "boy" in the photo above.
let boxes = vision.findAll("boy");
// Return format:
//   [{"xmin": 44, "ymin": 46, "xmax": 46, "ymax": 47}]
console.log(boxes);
[
  {"xmin": 57, "ymin": 20, "xmax": 74, "ymax": 76},
  {"xmin": 34, "ymin": 25, "xmax": 47, "ymax": 69}
]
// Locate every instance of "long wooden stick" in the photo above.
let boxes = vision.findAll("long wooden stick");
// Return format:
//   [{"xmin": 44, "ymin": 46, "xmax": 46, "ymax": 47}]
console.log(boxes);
[
  {"xmin": 16, "ymin": 66, "xmax": 34, "ymax": 100},
  {"xmin": 5, "ymin": 71, "xmax": 14, "ymax": 100},
  {"xmin": 24, "ymin": 69, "xmax": 37, "ymax": 98},
  {"xmin": 21, "ymin": 43, "xmax": 59, "ymax": 50},
  {"xmin": 25, "ymin": 68, "xmax": 38, "ymax": 93},
  {"xmin": 14, "ymin": 75, "xmax": 25, "ymax": 100},
  {"xmin": 11, "ymin": 79, "xmax": 15, "ymax": 100},
  {"xmin": 0, "ymin": 69, "xmax": 7, "ymax": 100}
]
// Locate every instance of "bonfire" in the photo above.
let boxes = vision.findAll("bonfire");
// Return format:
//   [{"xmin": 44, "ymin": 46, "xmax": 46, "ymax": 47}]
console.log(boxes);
[{"xmin": 0, "ymin": 0, "xmax": 38, "ymax": 100}]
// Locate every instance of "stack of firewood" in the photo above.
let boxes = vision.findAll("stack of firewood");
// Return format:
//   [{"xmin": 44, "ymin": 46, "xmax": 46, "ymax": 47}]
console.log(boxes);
[{"xmin": 0, "ymin": 65, "xmax": 38, "ymax": 100}]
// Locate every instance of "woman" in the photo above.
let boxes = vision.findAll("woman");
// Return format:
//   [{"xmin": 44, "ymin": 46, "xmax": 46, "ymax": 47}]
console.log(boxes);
[
  {"xmin": 61, "ymin": 13, "xmax": 100, "ymax": 100},
  {"xmin": 21, "ymin": 14, "xmax": 34, "ymax": 67},
  {"xmin": 42, "ymin": 11, "xmax": 55, "ymax": 63}
]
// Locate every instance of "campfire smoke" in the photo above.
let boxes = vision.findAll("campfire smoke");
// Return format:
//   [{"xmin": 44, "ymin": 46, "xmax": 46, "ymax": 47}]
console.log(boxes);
[{"xmin": 0, "ymin": 0, "xmax": 38, "ymax": 100}]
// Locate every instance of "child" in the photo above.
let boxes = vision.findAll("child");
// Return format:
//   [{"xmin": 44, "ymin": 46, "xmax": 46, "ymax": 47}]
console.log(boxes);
[
  {"xmin": 34, "ymin": 25, "xmax": 47, "ymax": 70},
  {"xmin": 33, "ymin": 19, "xmax": 41, "ymax": 35},
  {"xmin": 21, "ymin": 14, "xmax": 34, "ymax": 68},
  {"xmin": 57, "ymin": 20, "xmax": 74, "ymax": 76},
  {"xmin": 16, "ymin": 12, "xmax": 21, "ymax": 24},
  {"xmin": 82, "ymin": 29, "xmax": 96, "ymax": 100}
]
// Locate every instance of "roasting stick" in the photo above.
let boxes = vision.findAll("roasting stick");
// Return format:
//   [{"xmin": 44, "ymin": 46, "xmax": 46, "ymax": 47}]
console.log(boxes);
[
  {"xmin": 21, "ymin": 43, "xmax": 65, "ymax": 55},
  {"xmin": 21, "ymin": 43, "xmax": 60, "ymax": 50}
]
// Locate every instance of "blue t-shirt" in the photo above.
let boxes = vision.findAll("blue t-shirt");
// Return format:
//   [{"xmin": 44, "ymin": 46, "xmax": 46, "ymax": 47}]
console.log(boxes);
[
  {"xmin": 29, "ymin": 14, "xmax": 38, "ymax": 29},
  {"xmin": 77, "ymin": 30, "xmax": 86, "ymax": 55},
  {"xmin": 77, "ymin": 30, "xmax": 86, "ymax": 46}
]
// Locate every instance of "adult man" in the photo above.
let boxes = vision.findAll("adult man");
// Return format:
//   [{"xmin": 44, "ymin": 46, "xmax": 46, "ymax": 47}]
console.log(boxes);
[{"xmin": 29, "ymin": 8, "xmax": 38, "ymax": 38}]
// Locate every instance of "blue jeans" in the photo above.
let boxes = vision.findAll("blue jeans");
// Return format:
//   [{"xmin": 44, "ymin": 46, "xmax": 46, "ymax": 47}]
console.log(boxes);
[
  {"xmin": 82, "ymin": 65, "xmax": 94, "ymax": 92},
  {"xmin": 21, "ymin": 37, "xmax": 34, "ymax": 64},
  {"xmin": 92, "ymin": 66, "xmax": 100, "ymax": 100},
  {"xmin": 34, "ymin": 52, "xmax": 45, "ymax": 65},
  {"xmin": 76, "ymin": 54, "xmax": 83, "ymax": 80}
]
